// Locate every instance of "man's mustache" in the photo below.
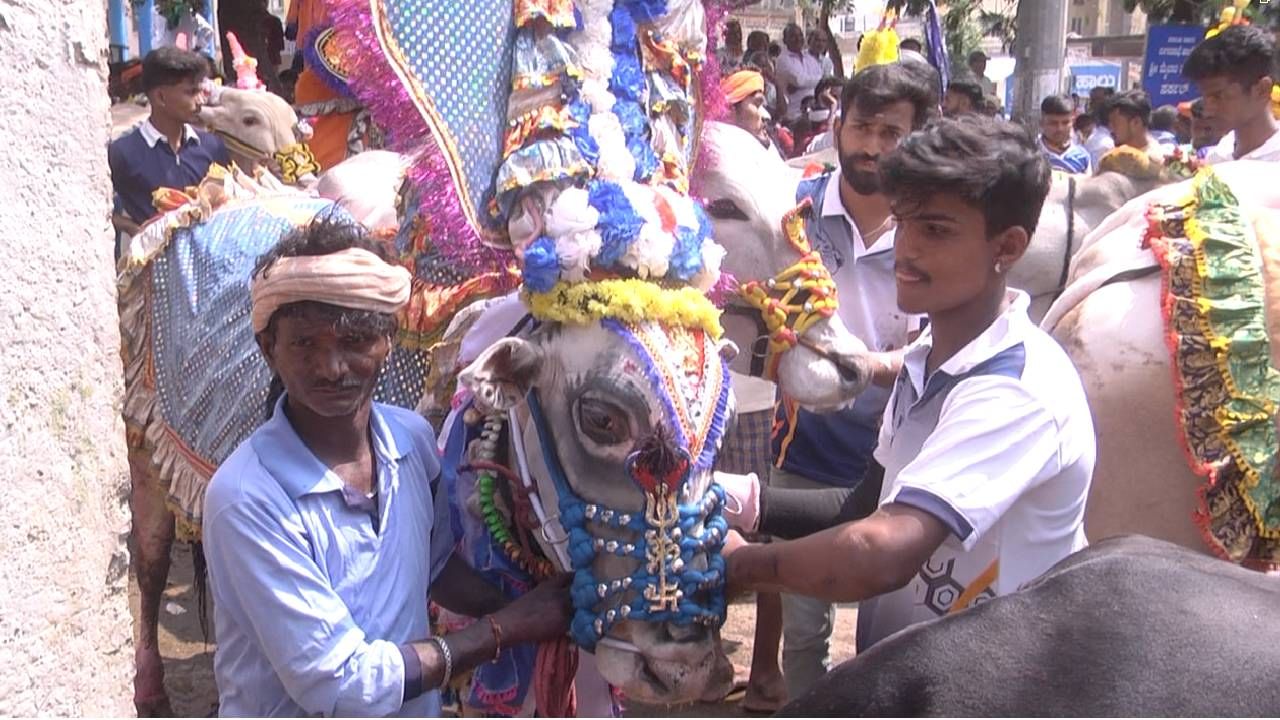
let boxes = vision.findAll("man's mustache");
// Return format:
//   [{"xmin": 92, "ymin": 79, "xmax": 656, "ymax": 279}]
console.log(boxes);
[
  {"xmin": 895, "ymin": 261, "xmax": 932, "ymax": 281},
  {"xmin": 313, "ymin": 379, "xmax": 363, "ymax": 391},
  {"xmin": 845, "ymin": 152, "xmax": 880, "ymax": 166}
]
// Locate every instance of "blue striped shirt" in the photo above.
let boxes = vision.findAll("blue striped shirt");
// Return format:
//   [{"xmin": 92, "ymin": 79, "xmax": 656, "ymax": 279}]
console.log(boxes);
[{"xmin": 1038, "ymin": 136, "xmax": 1092, "ymax": 175}]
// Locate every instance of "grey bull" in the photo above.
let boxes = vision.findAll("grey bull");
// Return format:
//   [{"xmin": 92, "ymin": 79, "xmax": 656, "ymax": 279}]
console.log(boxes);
[{"xmin": 779, "ymin": 535, "xmax": 1280, "ymax": 716}]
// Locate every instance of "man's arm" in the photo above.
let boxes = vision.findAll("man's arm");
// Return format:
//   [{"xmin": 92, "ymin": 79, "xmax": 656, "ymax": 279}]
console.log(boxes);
[
  {"xmin": 406, "ymin": 573, "xmax": 573, "ymax": 691},
  {"xmin": 726, "ymin": 503, "xmax": 949, "ymax": 603},
  {"xmin": 431, "ymin": 553, "xmax": 510, "ymax": 617}
]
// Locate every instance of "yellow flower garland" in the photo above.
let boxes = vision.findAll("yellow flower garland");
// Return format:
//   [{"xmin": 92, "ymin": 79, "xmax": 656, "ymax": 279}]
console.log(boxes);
[{"xmin": 523, "ymin": 279, "xmax": 723, "ymax": 339}]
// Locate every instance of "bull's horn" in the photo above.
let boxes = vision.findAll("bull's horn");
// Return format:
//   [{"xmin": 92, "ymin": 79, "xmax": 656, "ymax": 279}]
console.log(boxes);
[{"xmin": 225, "ymin": 31, "xmax": 265, "ymax": 91}]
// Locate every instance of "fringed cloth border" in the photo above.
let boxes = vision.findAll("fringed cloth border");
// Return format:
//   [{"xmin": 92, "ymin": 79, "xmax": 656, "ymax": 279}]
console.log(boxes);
[
  {"xmin": 116, "ymin": 173, "xmax": 305, "ymax": 542},
  {"xmin": 1147, "ymin": 168, "xmax": 1280, "ymax": 570},
  {"xmin": 119, "ymin": 208, "xmax": 214, "ymax": 541}
]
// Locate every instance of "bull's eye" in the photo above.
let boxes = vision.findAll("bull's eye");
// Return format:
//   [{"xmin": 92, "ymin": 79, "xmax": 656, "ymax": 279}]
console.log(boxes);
[
  {"xmin": 704, "ymin": 198, "xmax": 749, "ymax": 221},
  {"xmin": 242, "ymin": 115, "xmax": 260, "ymax": 127},
  {"xmin": 576, "ymin": 396, "xmax": 631, "ymax": 447}
]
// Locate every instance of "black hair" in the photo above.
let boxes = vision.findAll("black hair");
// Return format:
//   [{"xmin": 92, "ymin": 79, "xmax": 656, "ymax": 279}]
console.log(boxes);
[
  {"xmin": 253, "ymin": 215, "xmax": 399, "ymax": 340},
  {"xmin": 968, "ymin": 50, "xmax": 988, "ymax": 64},
  {"xmin": 947, "ymin": 77, "xmax": 985, "ymax": 109},
  {"xmin": 769, "ymin": 42, "xmax": 781, "ymax": 58},
  {"xmin": 814, "ymin": 75, "xmax": 843, "ymax": 107},
  {"xmin": 841, "ymin": 62, "xmax": 939, "ymax": 129},
  {"xmin": 1190, "ymin": 97, "xmax": 1206, "ymax": 119},
  {"xmin": 746, "ymin": 30, "xmax": 770, "ymax": 53},
  {"xmin": 881, "ymin": 116, "xmax": 1051, "ymax": 238},
  {"xmin": 900, "ymin": 38, "xmax": 923, "ymax": 52},
  {"xmin": 254, "ymin": 216, "xmax": 398, "ymax": 417},
  {"xmin": 1151, "ymin": 104, "xmax": 1178, "ymax": 132},
  {"xmin": 1182, "ymin": 24, "xmax": 1277, "ymax": 90},
  {"xmin": 744, "ymin": 50, "xmax": 771, "ymax": 71},
  {"xmin": 1040, "ymin": 94, "xmax": 1073, "ymax": 116},
  {"xmin": 1073, "ymin": 112, "xmax": 1095, "ymax": 131},
  {"xmin": 1105, "ymin": 89, "xmax": 1151, "ymax": 127},
  {"xmin": 141, "ymin": 47, "xmax": 209, "ymax": 93}
]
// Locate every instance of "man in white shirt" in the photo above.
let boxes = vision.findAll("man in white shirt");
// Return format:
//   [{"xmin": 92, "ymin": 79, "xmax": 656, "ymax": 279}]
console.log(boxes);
[
  {"xmin": 771, "ymin": 60, "xmax": 938, "ymax": 698},
  {"xmin": 1183, "ymin": 25, "xmax": 1280, "ymax": 164},
  {"xmin": 808, "ymin": 28, "xmax": 836, "ymax": 78},
  {"xmin": 1083, "ymin": 87, "xmax": 1116, "ymax": 168},
  {"xmin": 1105, "ymin": 89, "xmax": 1167, "ymax": 162},
  {"xmin": 775, "ymin": 23, "xmax": 822, "ymax": 124},
  {"xmin": 725, "ymin": 116, "xmax": 1094, "ymax": 657}
]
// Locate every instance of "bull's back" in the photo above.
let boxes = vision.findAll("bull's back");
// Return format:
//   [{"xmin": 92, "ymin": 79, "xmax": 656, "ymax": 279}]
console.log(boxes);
[{"xmin": 780, "ymin": 536, "xmax": 1280, "ymax": 717}]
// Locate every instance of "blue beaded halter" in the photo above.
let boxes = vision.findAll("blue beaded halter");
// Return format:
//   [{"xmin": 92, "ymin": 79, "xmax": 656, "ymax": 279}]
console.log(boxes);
[{"xmin": 525, "ymin": 390, "xmax": 727, "ymax": 651}]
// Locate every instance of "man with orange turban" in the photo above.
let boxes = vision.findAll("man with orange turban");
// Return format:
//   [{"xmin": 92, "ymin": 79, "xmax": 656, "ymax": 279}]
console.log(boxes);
[{"xmin": 722, "ymin": 69, "xmax": 787, "ymax": 157}]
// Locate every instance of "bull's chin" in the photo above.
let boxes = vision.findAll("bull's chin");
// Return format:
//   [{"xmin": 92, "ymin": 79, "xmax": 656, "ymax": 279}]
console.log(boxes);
[{"xmin": 594, "ymin": 643, "xmax": 735, "ymax": 705}]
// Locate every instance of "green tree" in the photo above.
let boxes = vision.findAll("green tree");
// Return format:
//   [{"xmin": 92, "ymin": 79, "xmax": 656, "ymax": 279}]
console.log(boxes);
[{"xmin": 1122, "ymin": 0, "xmax": 1280, "ymax": 26}]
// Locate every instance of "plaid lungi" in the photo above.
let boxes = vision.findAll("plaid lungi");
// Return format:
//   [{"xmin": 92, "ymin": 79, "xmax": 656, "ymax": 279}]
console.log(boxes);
[{"xmin": 715, "ymin": 408, "xmax": 776, "ymax": 482}]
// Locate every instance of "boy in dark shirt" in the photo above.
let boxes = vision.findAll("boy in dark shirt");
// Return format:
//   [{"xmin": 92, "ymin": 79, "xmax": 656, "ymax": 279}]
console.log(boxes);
[{"xmin": 109, "ymin": 47, "xmax": 229, "ymax": 237}]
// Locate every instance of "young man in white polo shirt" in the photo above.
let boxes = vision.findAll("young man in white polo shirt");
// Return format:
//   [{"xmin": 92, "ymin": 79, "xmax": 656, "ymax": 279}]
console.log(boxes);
[
  {"xmin": 724, "ymin": 116, "xmax": 1095, "ymax": 657},
  {"xmin": 769, "ymin": 60, "xmax": 938, "ymax": 698},
  {"xmin": 1183, "ymin": 25, "xmax": 1279, "ymax": 164}
]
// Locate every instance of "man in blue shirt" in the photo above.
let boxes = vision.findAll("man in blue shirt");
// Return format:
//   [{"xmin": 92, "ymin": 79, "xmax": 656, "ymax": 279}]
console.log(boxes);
[
  {"xmin": 203, "ymin": 219, "xmax": 571, "ymax": 716},
  {"xmin": 108, "ymin": 47, "xmax": 230, "ymax": 237},
  {"xmin": 770, "ymin": 60, "xmax": 937, "ymax": 699},
  {"xmin": 1038, "ymin": 95, "xmax": 1092, "ymax": 175}
]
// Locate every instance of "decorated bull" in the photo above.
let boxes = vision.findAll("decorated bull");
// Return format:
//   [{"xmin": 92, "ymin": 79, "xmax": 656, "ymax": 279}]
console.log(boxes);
[
  {"xmin": 1044, "ymin": 160, "xmax": 1280, "ymax": 570},
  {"xmin": 118, "ymin": 0, "xmax": 877, "ymax": 715}
]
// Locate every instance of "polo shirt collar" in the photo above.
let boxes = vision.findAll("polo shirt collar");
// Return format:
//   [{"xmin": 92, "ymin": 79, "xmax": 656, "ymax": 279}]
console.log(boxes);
[
  {"xmin": 139, "ymin": 119, "xmax": 201, "ymax": 148},
  {"xmin": 1215, "ymin": 127, "xmax": 1280, "ymax": 161},
  {"xmin": 821, "ymin": 172, "xmax": 896, "ymax": 260},
  {"xmin": 251, "ymin": 395, "xmax": 415, "ymax": 498},
  {"xmin": 901, "ymin": 289, "xmax": 1031, "ymax": 397}
]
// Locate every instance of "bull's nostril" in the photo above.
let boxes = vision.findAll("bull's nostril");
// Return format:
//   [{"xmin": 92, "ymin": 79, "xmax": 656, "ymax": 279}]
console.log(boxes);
[
  {"xmin": 662, "ymin": 622, "xmax": 709, "ymax": 644},
  {"xmin": 836, "ymin": 359, "xmax": 860, "ymax": 384}
]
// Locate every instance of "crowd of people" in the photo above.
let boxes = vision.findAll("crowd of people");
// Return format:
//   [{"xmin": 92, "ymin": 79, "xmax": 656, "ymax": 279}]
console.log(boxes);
[
  {"xmin": 718, "ymin": 20, "xmax": 1279, "ymax": 178},
  {"xmin": 710, "ymin": 18, "xmax": 1280, "ymax": 713},
  {"xmin": 716, "ymin": 21, "xmax": 1012, "ymax": 162},
  {"xmin": 105, "ymin": 9, "xmax": 1280, "ymax": 717}
]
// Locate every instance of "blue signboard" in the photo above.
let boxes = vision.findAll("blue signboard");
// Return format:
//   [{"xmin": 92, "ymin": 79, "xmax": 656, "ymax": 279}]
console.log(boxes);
[
  {"xmin": 1070, "ymin": 64, "xmax": 1123, "ymax": 96},
  {"xmin": 1142, "ymin": 24, "xmax": 1206, "ymax": 107}
]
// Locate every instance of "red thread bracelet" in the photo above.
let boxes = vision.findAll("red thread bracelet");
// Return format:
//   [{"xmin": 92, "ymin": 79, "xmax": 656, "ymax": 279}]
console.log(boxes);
[{"xmin": 485, "ymin": 615, "xmax": 503, "ymax": 662}]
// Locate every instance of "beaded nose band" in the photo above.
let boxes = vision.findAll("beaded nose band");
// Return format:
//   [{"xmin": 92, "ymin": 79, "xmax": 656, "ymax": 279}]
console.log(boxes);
[{"xmin": 526, "ymin": 391, "xmax": 727, "ymax": 651}]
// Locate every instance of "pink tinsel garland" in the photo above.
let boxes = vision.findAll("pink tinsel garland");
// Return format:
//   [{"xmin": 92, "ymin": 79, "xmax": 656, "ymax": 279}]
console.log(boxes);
[
  {"xmin": 692, "ymin": 0, "xmax": 729, "ymax": 199},
  {"xmin": 326, "ymin": 0, "xmax": 515, "ymax": 275}
]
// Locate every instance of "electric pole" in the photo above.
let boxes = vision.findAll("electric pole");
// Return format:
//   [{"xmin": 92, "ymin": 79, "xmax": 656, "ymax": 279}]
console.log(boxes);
[{"xmin": 1010, "ymin": 0, "xmax": 1068, "ymax": 124}]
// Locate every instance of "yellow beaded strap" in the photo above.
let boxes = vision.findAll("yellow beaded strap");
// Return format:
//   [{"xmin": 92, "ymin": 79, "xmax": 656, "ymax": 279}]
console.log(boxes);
[
  {"xmin": 736, "ymin": 200, "xmax": 839, "ymax": 380},
  {"xmin": 273, "ymin": 143, "xmax": 321, "ymax": 185}
]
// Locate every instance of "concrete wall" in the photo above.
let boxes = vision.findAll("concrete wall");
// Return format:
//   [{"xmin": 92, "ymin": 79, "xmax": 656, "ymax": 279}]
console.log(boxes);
[{"xmin": 0, "ymin": 0, "xmax": 135, "ymax": 715}]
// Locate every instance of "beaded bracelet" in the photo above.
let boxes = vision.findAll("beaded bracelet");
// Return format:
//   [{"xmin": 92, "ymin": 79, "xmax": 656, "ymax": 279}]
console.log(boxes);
[{"xmin": 428, "ymin": 635, "xmax": 453, "ymax": 688}]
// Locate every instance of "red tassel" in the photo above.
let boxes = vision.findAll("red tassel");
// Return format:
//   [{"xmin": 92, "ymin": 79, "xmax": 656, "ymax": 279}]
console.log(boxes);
[{"xmin": 534, "ymin": 637, "xmax": 579, "ymax": 717}]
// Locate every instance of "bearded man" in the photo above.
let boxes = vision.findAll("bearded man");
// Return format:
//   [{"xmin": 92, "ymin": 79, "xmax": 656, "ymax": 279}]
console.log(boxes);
[{"xmin": 769, "ymin": 60, "xmax": 937, "ymax": 699}]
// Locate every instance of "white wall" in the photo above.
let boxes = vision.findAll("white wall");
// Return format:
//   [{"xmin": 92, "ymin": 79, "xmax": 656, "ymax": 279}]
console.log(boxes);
[{"xmin": 0, "ymin": 0, "xmax": 134, "ymax": 714}]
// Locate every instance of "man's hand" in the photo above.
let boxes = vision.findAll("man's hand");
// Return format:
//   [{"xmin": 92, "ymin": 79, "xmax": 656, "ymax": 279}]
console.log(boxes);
[
  {"xmin": 716, "ymin": 471, "xmax": 761, "ymax": 532},
  {"xmin": 112, "ymin": 212, "xmax": 142, "ymax": 237},
  {"xmin": 495, "ymin": 572, "xmax": 573, "ymax": 645}
]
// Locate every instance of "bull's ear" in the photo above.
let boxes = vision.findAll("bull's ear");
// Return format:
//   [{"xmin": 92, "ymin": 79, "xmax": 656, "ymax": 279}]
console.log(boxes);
[
  {"xmin": 458, "ymin": 337, "xmax": 543, "ymax": 413},
  {"xmin": 717, "ymin": 338, "xmax": 739, "ymax": 363}
]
